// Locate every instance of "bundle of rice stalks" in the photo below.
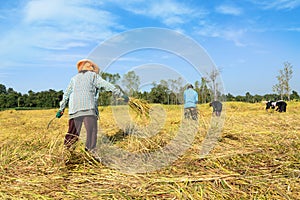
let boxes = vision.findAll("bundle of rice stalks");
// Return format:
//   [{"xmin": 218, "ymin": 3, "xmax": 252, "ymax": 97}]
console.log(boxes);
[{"xmin": 128, "ymin": 97, "xmax": 151, "ymax": 117}]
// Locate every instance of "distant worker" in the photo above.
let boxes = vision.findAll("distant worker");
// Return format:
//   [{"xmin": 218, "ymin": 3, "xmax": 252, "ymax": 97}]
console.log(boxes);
[
  {"xmin": 55, "ymin": 59, "xmax": 128, "ymax": 159},
  {"xmin": 265, "ymin": 100, "xmax": 287, "ymax": 112},
  {"xmin": 183, "ymin": 84, "xmax": 198, "ymax": 120},
  {"xmin": 209, "ymin": 101, "xmax": 222, "ymax": 117}
]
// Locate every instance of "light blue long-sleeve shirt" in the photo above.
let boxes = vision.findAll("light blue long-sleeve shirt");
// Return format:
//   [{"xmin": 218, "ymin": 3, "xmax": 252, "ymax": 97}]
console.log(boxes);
[
  {"xmin": 59, "ymin": 71, "xmax": 121, "ymax": 115},
  {"xmin": 183, "ymin": 88, "xmax": 198, "ymax": 108}
]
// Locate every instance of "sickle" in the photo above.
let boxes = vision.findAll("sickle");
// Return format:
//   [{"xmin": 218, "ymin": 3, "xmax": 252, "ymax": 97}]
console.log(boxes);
[{"xmin": 47, "ymin": 117, "xmax": 56, "ymax": 129}]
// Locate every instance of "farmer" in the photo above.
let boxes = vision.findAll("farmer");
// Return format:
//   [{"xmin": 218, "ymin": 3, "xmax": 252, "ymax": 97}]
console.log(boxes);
[
  {"xmin": 183, "ymin": 84, "xmax": 198, "ymax": 120},
  {"xmin": 209, "ymin": 100, "xmax": 222, "ymax": 117},
  {"xmin": 56, "ymin": 59, "xmax": 128, "ymax": 156},
  {"xmin": 265, "ymin": 100, "xmax": 287, "ymax": 112}
]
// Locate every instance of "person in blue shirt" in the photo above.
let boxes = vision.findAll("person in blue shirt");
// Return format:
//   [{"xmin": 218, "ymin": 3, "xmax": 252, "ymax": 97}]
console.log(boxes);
[
  {"xmin": 56, "ymin": 59, "xmax": 128, "ymax": 155},
  {"xmin": 183, "ymin": 84, "xmax": 198, "ymax": 120}
]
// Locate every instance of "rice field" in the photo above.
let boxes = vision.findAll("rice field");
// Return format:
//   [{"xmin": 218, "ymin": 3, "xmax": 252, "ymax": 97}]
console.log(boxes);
[{"xmin": 0, "ymin": 102, "xmax": 299, "ymax": 199}]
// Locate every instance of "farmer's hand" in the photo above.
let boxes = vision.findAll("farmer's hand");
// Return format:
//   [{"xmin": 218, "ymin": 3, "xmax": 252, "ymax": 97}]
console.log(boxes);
[
  {"xmin": 56, "ymin": 110, "xmax": 64, "ymax": 118},
  {"xmin": 121, "ymin": 95, "xmax": 129, "ymax": 103}
]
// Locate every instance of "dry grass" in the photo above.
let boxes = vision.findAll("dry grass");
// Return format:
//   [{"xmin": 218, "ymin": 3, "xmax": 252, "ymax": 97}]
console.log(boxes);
[
  {"xmin": 0, "ymin": 102, "xmax": 299, "ymax": 199},
  {"xmin": 128, "ymin": 97, "xmax": 151, "ymax": 117}
]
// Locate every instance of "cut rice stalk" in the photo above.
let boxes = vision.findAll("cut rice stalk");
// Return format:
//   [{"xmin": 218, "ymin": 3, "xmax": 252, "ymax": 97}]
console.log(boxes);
[{"xmin": 128, "ymin": 97, "xmax": 151, "ymax": 117}]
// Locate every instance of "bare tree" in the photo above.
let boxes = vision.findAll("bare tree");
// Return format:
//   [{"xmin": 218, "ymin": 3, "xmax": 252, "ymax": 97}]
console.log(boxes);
[
  {"xmin": 168, "ymin": 77, "xmax": 183, "ymax": 104},
  {"xmin": 273, "ymin": 62, "xmax": 293, "ymax": 101},
  {"xmin": 199, "ymin": 77, "xmax": 210, "ymax": 103},
  {"xmin": 207, "ymin": 68, "xmax": 221, "ymax": 101}
]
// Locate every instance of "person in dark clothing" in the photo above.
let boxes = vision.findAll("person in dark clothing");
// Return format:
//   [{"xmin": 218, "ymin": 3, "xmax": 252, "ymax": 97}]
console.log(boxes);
[
  {"xmin": 209, "ymin": 101, "xmax": 222, "ymax": 117},
  {"xmin": 265, "ymin": 100, "xmax": 287, "ymax": 112}
]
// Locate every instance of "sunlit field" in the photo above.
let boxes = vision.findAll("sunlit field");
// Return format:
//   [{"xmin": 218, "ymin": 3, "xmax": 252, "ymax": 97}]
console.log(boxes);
[{"xmin": 0, "ymin": 102, "xmax": 299, "ymax": 199}]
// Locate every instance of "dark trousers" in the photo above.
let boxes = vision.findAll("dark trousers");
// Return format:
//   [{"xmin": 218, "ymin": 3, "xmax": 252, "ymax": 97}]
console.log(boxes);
[
  {"xmin": 213, "ymin": 111, "xmax": 222, "ymax": 117},
  {"xmin": 64, "ymin": 115, "xmax": 98, "ymax": 151},
  {"xmin": 184, "ymin": 107, "xmax": 198, "ymax": 120}
]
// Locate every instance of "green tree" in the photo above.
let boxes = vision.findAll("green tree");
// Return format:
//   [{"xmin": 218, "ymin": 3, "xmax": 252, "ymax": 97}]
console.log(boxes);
[
  {"xmin": 149, "ymin": 83, "xmax": 169, "ymax": 104},
  {"xmin": 253, "ymin": 94, "xmax": 263, "ymax": 103},
  {"xmin": 0, "ymin": 94, "xmax": 6, "ymax": 108},
  {"xmin": 199, "ymin": 77, "xmax": 210, "ymax": 103},
  {"xmin": 235, "ymin": 95, "xmax": 245, "ymax": 102},
  {"xmin": 26, "ymin": 90, "xmax": 37, "ymax": 107},
  {"xmin": 290, "ymin": 90, "xmax": 300, "ymax": 101},
  {"xmin": 6, "ymin": 88, "xmax": 19, "ymax": 108},
  {"xmin": 245, "ymin": 92, "xmax": 253, "ymax": 103},
  {"xmin": 101, "ymin": 72, "xmax": 121, "ymax": 84},
  {"xmin": 226, "ymin": 93, "xmax": 235, "ymax": 101},
  {"xmin": 264, "ymin": 93, "xmax": 280, "ymax": 101},
  {"xmin": 0, "ymin": 84, "xmax": 7, "ymax": 94},
  {"xmin": 0, "ymin": 84, "xmax": 7, "ymax": 108},
  {"xmin": 18, "ymin": 96, "xmax": 24, "ymax": 107},
  {"xmin": 98, "ymin": 72, "xmax": 121, "ymax": 106}
]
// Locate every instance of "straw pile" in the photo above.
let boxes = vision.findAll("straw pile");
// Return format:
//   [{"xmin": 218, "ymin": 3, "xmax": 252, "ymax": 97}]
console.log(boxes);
[
  {"xmin": 128, "ymin": 97, "xmax": 150, "ymax": 117},
  {"xmin": 1, "ymin": 102, "xmax": 300, "ymax": 199}
]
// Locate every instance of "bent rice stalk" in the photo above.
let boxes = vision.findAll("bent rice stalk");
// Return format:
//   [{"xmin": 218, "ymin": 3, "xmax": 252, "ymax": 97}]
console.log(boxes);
[{"xmin": 128, "ymin": 97, "xmax": 151, "ymax": 117}]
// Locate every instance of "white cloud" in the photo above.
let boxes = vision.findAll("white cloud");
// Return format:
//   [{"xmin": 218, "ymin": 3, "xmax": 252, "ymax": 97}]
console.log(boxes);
[
  {"xmin": 0, "ymin": 0, "xmax": 124, "ymax": 70},
  {"xmin": 196, "ymin": 24, "xmax": 247, "ymax": 47},
  {"xmin": 162, "ymin": 16, "xmax": 185, "ymax": 26},
  {"xmin": 250, "ymin": 0, "xmax": 300, "ymax": 10},
  {"xmin": 215, "ymin": 5, "xmax": 243, "ymax": 16},
  {"xmin": 20, "ymin": 0, "xmax": 119, "ymax": 50},
  {"xmin": 111, "ymin": 0, "xmax": 206, "ymax": 26},
  {"xmin": 287, "ymin": 27, "xmax": 300, "ymax": 32},
  {"xmin": 223, "ymin": 29, "xmax": 247, "ymax": 47},
  {"xmin": 23, "ymin": 0, "xmax": 62, "ymax": 23}
]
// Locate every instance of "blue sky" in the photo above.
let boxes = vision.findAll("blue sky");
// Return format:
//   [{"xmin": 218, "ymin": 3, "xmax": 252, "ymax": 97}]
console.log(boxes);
[{"xmin": 0, "ymin": 0, "xmax": 299, "ymax": 96}]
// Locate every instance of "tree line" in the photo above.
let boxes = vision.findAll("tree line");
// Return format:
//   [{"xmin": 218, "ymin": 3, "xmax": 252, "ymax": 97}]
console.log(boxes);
[
  {"xmin": 1, "ymin": 81, "xmax": 299, "ymax": 110},
  {"xmin": 0, "ymin": 85, "xmax": 64, "ymax": 109},
  {"xmin": 0, "ymin": 62, "xmax": 298, "ymax": 109}
]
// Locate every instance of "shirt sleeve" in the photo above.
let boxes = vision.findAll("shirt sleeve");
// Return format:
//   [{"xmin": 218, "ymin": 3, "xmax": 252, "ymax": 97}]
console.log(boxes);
[
  {"xmin": 93, "ymin": 74, "xmax": 122, "ymax": 97},
  {"xmin": 59, "ymin": 78, "xmax": 73, "ymax": 111}
]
